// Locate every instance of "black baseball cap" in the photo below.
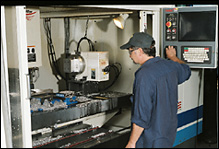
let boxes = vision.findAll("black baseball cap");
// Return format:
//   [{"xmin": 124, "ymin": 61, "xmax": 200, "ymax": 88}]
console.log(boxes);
[{"xmin": 120, "ymin": 32, "xmax": 154, "ymax": 50}]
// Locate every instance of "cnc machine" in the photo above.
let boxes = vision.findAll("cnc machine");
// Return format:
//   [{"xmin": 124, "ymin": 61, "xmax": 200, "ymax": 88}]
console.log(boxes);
[{"xmin": 1, "ymin": 5, "xmax": 218, "ymax": 148}]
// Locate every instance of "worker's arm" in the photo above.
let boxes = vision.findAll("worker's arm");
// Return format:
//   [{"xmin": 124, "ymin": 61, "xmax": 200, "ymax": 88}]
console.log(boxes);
[
  {"xmin": 166, "ymin": 46, "xmax": 185, "ymax": 64},
  {"xmin": 125, "ymin": 123, "xmax": 144, "ymax": 148}
]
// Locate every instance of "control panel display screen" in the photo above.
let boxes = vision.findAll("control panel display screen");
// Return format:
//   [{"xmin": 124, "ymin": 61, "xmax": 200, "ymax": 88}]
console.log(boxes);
[{"xmin": 179, "ymin": 11, "xmax": 216, "ymax": 41}]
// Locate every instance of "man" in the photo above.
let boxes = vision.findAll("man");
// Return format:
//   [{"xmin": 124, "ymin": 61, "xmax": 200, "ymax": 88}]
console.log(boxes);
[{"xmin": 120, "ymin": 32, "xmax": 191, "ymax": 148}]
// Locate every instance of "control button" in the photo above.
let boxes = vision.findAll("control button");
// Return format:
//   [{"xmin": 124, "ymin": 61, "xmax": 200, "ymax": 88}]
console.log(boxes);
[
  {"xmin": 172, "ymin": 36, "xmax": 176, "ymax": 40},
  {"xmin": 172, "ymin": 22, "xmax": 176, "ymax": 26},
  {"xmin": 166, "ymin": 36, "xmax": 171, "ymax": 40},
  {"xmin": 172, "ymin": 28, "xmax": 176, "ymax": 33},
  {"xmin": 166, "ymin": 21, "xmax": 172, "ymax": 28},
  {"xmin": 167, "ymin": 29, "xmax": 171, "ymax": 33}
]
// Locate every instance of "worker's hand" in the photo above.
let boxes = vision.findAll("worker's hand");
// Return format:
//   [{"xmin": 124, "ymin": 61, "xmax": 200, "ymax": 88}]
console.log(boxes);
[
  {"xmin": 166, "ymin": 45, "xmax": 176, "ymax": 59},
  {"xmin": 125, "ymin": 142, "xmax": 136, "ymax": 148},
  {"xmin": 166, "ymin": 46, "xmax": 185, "ymax": 64}
]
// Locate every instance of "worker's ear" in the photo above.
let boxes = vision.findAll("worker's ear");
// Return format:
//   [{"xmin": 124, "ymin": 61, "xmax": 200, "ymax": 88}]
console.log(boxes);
[{"xmin": 138, "ymin": 48, "xmax": 144, "ymax": 54}]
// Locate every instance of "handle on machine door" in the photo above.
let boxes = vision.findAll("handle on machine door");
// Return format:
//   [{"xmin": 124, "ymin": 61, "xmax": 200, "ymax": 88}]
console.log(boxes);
[{"xmin": 26, "ymin": 74, "xmax": 31, "ymax": 100}]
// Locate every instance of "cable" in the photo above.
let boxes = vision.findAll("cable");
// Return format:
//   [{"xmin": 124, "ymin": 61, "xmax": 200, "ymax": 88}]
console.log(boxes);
[
  {"xmin": 76, "ymin": 16, "xmax": 95, "ymax": 54},
  {"xmin": 43, "ymin": 18, "xmax": 66, "ymax": 81},
  {"xmin": 64, "ymin": 17, "xmax": 70, "ymax": 55},
  {"xmin": 84, "ymin": 16, "xmax": 89, "ymax": 37},
  {"xmin": 76, "ymin": 37, "xmax": 95, "ymax": 53},
  {"xmin": 99, "ymin": 62, "xmax": 122, "ymax": 91}
]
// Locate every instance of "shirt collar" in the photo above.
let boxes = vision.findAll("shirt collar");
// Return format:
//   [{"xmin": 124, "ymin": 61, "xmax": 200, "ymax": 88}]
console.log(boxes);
[
  {"xmin": 142, "ymin": 56, "xmax": 160, "ymax": 66},
  {"xmin": 135, "ymin": 57, "xmax": 161, "ymax": 74}
]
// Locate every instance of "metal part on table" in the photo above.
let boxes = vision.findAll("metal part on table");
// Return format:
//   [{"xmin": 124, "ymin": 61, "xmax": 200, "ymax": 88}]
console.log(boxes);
[
  {"xmin": 31, "ymin": 92, "xmax": 130, "ymax": 130},
  {"xmin": 32, "ymin": 123, "xmax": 92, "ymax": 147},
  {"xmin": 68, "ymin": 80, "xmax": 100, "ymax": 95},
  {"xmin": 31, "ymin": 91, "xmax": 132, "ymax": 148},
  {"xmin": 30, "ymin": 91, "xmax": 79, "ymax": 113},
  {"xmin": 31, "ymin": 91, "xmax": 131, "ymax": 131},
  {"xmin": 32, "ymin": 123, "xmax": 120, "ymax": 148}
]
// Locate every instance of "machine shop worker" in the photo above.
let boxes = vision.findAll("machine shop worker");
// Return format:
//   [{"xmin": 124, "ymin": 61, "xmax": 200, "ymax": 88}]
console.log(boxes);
[{"xmin": 120, "ymin": 32, "xmax": 191, "ymax": 148}]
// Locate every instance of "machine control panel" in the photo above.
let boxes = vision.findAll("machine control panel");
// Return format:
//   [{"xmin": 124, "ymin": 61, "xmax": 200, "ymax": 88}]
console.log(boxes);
[
  {"xmin": 162, "ymin": 7, "xmax": 217, "ymax": 68},
  {"xmin": 165, "ymin": 13, "xmax": 178, "ymax": 41},
  {"xmin": 181, "ymin": 46, "xmax": 211, "ymax": 64}
]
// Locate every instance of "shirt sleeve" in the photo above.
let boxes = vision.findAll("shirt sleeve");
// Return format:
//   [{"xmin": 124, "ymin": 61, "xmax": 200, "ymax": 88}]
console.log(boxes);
[
  {"xmin": 131, "ymin": 78, "xmax": 155, "ymax": 129},
  {"xmin": 177, "ymin": 63, "xmax": 191, "ymax": 84}
]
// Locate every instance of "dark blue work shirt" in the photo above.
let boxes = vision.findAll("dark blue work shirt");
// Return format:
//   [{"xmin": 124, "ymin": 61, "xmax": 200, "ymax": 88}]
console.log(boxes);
[{"xmin": 130, "ymin": 56, "xmax": 191, "ymax": 148}]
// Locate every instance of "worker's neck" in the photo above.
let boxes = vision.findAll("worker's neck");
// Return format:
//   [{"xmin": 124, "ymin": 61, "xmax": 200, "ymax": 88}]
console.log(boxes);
[{"xmin": 140, "ymin": 56, "xmax": 154, "ymax": 65}]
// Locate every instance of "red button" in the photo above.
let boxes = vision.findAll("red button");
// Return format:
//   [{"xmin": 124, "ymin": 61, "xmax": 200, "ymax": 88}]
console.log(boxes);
[{"xmin": 166, "ymin": 21, "xmax": 172, "ymax": 28}]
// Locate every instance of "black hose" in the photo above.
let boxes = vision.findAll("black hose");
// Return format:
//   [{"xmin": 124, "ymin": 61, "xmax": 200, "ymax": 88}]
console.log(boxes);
[
  {"xmin": 44, "ymin": 18, "xmax": 66, "ymax": 81},
  {"xmin": 76, "ymin": 36, "xmax": 95, "ymax": 53}
]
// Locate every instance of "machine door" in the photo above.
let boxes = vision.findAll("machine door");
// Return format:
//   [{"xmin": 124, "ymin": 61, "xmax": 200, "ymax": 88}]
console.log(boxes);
[{"xmin": 1, "ymin": 6, "xmax": 32, "ymax": 148}]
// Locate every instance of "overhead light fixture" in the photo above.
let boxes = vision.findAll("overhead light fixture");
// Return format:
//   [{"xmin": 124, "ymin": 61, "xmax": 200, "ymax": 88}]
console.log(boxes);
[{"xmin": 113, "ymin": 14, "xmax": 129, "ymax": 29}]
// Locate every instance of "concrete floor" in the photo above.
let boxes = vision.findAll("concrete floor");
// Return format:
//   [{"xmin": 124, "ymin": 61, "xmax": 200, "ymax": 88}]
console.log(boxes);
[
  {"xmin": 196, "ymin": 134, "xmax": 217, "ymax": 148},
  {"xmin": 175, "ymin": 133, "xmax": 218, "ymax": 148}
]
